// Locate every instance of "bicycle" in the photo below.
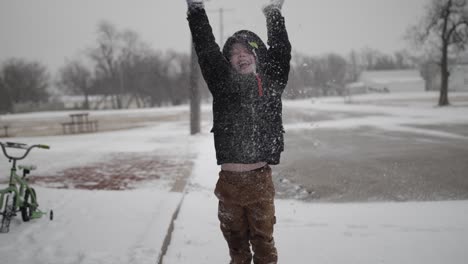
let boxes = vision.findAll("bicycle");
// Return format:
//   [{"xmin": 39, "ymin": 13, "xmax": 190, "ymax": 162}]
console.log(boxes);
[{"xmin": 0, "ymin": 141, "xmax": 53, "ymax": 233}]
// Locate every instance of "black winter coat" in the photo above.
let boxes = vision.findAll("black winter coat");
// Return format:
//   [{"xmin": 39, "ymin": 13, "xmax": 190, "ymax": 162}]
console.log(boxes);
[{"xmin": 187, "ymin": 7, "xmax": 291, "ymax": 165}]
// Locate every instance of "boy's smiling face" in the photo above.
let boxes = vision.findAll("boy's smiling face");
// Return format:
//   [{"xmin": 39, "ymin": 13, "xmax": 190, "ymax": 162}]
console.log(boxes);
[{"xmin": 229, "ymin": 43, "xmax": 256, "ymax": 75}]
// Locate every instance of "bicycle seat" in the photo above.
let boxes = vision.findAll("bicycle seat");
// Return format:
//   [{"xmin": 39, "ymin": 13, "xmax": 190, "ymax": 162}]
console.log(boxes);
[{"xmin": 18, "ymin": 165, "xmax": 37, "ymax": 171}]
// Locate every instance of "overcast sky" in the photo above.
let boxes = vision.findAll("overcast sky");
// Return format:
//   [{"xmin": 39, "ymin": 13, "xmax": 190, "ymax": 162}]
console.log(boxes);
[{"xmin": 0, "ymin": 0, "xmax": 428, "ymax": 73}]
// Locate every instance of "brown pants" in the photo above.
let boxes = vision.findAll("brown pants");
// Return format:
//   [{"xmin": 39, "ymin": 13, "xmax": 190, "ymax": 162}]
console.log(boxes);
[{"xmin": 215, "ymin": 165, "xmax": 278, "ymax": 264}]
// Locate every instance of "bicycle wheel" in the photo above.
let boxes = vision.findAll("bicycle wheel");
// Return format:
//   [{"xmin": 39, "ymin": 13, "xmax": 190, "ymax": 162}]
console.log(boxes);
[
  {"xmin": 21, "ymin": 188, "xmax": 37, "ymax": 222},
  {"xmin": 0, "ymin": 193, "xmax": 16, "ymax": 233}
]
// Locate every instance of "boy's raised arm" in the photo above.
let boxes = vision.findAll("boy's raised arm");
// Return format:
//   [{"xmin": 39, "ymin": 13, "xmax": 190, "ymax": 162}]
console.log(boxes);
[
  {"xmin": 186, "ymin": 0, "xmax": 229, "ymax": 91},
  {"xmin": 263, "ymin": 0, "xmax": 291, "ymax": 84},
  {"xmin": 186, "ymin": 0, "xmax": 217, "ymax": 55}
]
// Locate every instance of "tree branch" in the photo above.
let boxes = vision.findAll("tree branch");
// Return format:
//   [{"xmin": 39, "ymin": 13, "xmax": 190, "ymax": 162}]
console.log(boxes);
[
  {"xmin": 441, "ymin": 0, "xmax": 453, "ymax": 42},
  {"xmin": 446, "ymin": 20, "xmax": 468, "ymax": 42}
]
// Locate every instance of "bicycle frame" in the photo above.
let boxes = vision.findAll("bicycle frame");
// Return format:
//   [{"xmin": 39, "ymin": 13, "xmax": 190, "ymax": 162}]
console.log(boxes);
[
  {"xmin": 0, "ymin": 167, "xmax": 39, "ymax": 217},
  {"xmin": 0, "ymin": 142, "xmax": 49, "ymax": 219}
]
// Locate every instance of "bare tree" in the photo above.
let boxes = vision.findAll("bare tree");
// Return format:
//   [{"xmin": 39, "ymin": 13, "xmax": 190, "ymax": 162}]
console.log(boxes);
[
  {"xmin": 129, "ymin": 52, "xmax": 190, "ymax": 108},
  {"xmin": 288, "ymin": 52, "xmax": 348, "ymax": 97},
  {"xmin": 0, "ymin": 58, "xmax": 49, "ymax": 112},
  {"xmin": 0, "ymin": 76, "xmax": 13, "ymax": 113},
  {"xmin": 373, "ymin": 54, "xmax": 397, "ymax": 70},
  {"xmin": 347, "ymin": 50, "xmax": 361, "ymax": 82},
  {"xmin": 118, "ymin": 29, "xmax": 153, "ymax": 108},
  {"xmin": 394, "ymin": 50, "xmax": 417, "ymax": 69},
  {"xmin": 164, "ymin": 52, "xmax": 191, "ymax": 105},
  {"xmin": 408, "ymin": 0, "xmax": 468, "ymax": 106},
  {"xmin": 57, "ymin": 60, "xmax": 93, "ymax": 109},
  {"xmin": 89, "ymin": 21, "xmax": 122, "ymax": 109},
  {"xmin": 359, "ymin": 47, "xmax": 381, "ymax": 70},
  {"xmin": 287, "ymin": 52, "xmax": 316, "ymax": 98},
  {"xmin": 315, "ymin": 54, "xmax": 348, "ymax": 96},
  {"xmin": 79, "ymin": 20, "xmax": 205, "ymax": 110}
]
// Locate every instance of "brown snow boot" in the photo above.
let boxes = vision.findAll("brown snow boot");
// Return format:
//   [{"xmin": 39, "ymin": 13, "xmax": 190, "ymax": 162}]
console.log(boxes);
[
  {"xmin": 246, "ymin": 201, "xmax": 277, "ymax": 264},
  {"xmin": 218, "ymin": 201, "xmax": 253, "ymax": 264}
]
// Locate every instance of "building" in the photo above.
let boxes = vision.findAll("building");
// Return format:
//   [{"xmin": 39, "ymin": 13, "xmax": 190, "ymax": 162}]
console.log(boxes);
[
  {"xmin": 426, "ymin": 63, "xmax": 468, "ymax": 92},
  {"xmin": 344, "ymin": 82, "xmax": 369, "ymax": 95},
  {"xmin": 358, "ymin": 70, "xmax": 425, "ymax": 93},
  {"xmin": 450, "ymin": 63, "xmax": 468, "ymax": 91},
  {"xmin": 425, "ymin": 52, "xmax": 468, "ymax": 92}
]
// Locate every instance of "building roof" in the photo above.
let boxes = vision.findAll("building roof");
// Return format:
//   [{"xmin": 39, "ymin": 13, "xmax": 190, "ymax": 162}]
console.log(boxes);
[{"xmin": 359, "ymin": 69, "xmax": 423, "ymax": 84}]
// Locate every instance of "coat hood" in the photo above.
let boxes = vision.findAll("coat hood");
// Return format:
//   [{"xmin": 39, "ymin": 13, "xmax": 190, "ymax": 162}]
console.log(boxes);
[{"xmin": 222, "ymin": 30, "xmax": 268, "ymax": 67}]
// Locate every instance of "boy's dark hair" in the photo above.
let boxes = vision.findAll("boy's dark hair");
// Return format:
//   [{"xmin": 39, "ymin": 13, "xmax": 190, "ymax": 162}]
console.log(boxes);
[{"xmin": 222, "ymin": 30, "xmax": 268, "ymax": 67}]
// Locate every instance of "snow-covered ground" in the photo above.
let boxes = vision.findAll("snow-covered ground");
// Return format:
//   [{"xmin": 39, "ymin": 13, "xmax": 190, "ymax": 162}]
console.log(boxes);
[
  {"xmin": 165, "ymin": 136, "xmax": 468, "ymax": 264},
  {"xmin": 1, "ymin": 91, "xmax": 468, "ymax": 264},
  {"xmin": 285, "ymin": 92, "xmax": 468, "ymax": 139}
]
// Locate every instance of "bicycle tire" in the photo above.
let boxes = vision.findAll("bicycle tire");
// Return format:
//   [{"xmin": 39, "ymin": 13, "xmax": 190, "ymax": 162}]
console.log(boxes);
[
  {"xmin": 21, "ymin": 189, "xmax": 34, "ymax": 222},
  {"xmin": 1, "ymin": 193, "xmax": 16, "ymax": 233}
]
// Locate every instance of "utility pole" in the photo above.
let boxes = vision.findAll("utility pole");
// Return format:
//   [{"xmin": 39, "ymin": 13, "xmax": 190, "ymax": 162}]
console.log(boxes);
[
  {"xmin": 218, "ymin": 8, "xmax": 225, "ymax": 46},
  {"xmin": 208, "ymin": 7, "xmax": 234, "ymax": 47},
  {"xmin": 190, "ymin": 42, "xmax": 201, "ymax": 135}
]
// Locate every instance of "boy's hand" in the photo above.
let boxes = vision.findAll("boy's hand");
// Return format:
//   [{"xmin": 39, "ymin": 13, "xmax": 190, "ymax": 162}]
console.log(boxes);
[
  {"xmin": 268, "ymin": 0, "xmax": 285, "ymax": 9},
  {"xmin": 263, "ymin": 0, "xmax": 285, "ymax": 14},
  {"xmin": 186, "ymin": 0, "xmax": 203, "ymax": 5},
  {"xmin": 186, "ymin": 0, "xmax": 204, "ymax": 8}
]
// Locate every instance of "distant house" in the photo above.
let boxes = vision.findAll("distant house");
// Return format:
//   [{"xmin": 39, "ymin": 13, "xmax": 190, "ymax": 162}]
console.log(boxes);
[
  {"xmin": 449, "ymin": 63, "xmax": 468, "ymax": 91},
  {"xmin": 425, "ymin": 52, "xmax": 468, "ymax": 92},
  {"xmin": 358, "ymin": 70, "xmax": 425, "ymax": 93},
  {"xmin": 344, "ymin": 82, "xmax": 369, "ymax": 95},
  {"xmin": 426, "ymin": 64, "xmax": 468, "ymax": 92}
]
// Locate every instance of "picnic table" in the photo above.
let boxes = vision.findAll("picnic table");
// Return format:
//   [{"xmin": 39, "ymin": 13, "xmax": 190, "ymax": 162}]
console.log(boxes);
[{"xmin": 62, "ymin": 113, "xmax": 98, "ymax": 134}]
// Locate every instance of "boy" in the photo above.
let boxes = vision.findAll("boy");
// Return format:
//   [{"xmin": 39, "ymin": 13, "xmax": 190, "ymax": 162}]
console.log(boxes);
[{"xmin": 186, "ymin": 0, "xmax": 291, "ymax": 263}]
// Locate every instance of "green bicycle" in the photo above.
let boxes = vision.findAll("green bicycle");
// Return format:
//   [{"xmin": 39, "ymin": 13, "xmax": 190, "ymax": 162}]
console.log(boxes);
[{"xmin": 0, "ymin": 141, "xmax": 52, "ymax": 233}]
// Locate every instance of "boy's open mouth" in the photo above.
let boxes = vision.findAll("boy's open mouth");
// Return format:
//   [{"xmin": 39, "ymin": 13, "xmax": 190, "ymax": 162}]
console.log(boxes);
[{"xmin": 239, "ymin": 61, "xmax": 250, "ymax": 69}]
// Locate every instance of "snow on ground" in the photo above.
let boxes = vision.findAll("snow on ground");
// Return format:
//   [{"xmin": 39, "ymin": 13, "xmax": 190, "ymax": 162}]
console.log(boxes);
[
  {"xmin": 0, "ymin": 104, "xmax": 189, "ymax": 122},
  {"xmin": 0, "ymin": 188, "xmax": 182, "ymax": 264},
  {"xmin": 166, "ymin": 187, "xmax": 468, "ymax": 264},
  {"xmin": 0, "ymin": 119, "xmax": 195, "ymax": 178},
  {"xmin": 1, "ymin": 92, "xmax": 468, "ymax": 263},
  {"xmin": 164, "ymin": 134, "xmax": 468, "ymax": 264},
  {"xmin": 0, "ymin": 118, "xmax": 201, "ymax": 263},
  {"xmin": 284, "ymin": 91, "xmax": 468, "ymax": 140}
]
